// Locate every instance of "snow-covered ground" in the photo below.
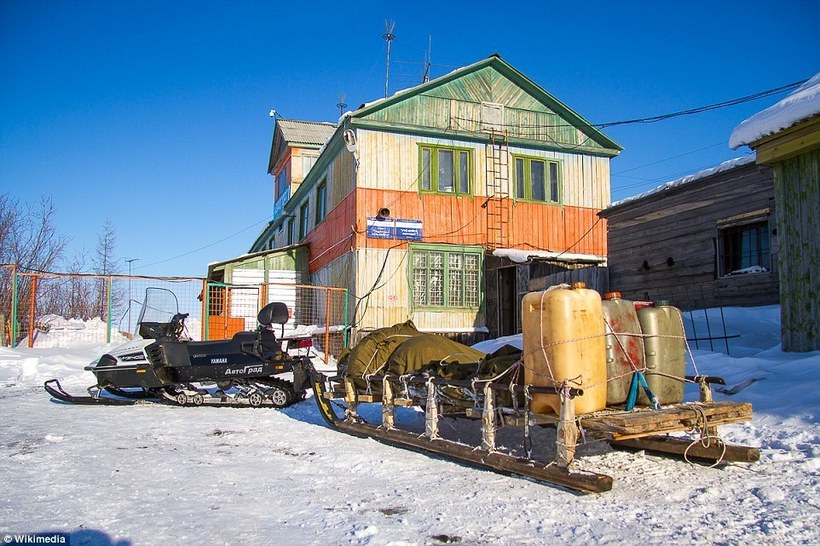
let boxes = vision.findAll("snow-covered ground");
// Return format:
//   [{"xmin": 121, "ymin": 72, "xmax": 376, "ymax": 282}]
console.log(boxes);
[{"xmin": 1, "ymin": 305, "xmax": 818, "ymax": 545}]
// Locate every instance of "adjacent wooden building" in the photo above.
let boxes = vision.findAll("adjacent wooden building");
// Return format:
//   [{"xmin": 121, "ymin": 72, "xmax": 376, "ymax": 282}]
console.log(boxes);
[
  {"xmin": 730, "ymin": 73, "xmax": 820, "ymax": 352},
  {"xmin": 599, "ymin": 157, "xmax": 778, "ymax": 311},
  {"xmin": 242, "ymin": 55, "xmax": 621, "ymax": 341}
]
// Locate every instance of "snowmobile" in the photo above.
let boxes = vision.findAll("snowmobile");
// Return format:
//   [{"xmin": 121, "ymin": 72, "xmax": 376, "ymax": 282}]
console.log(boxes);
[{"xmin": 44, "ymin": 287, "xmax": 310, "ymax": 408}]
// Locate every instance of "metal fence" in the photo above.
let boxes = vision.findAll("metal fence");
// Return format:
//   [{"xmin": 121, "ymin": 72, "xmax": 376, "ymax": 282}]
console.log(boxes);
[
  {"xmin": 0, "ymin": 265, "xmax": 205, "ymax": 347},
  {"xmin": 204, "ymin": 282, "xmax": 349, "ymax": 365},
  {"xmin": 0, "ymin": 265, "xmax": 349, "ymax": 364}
]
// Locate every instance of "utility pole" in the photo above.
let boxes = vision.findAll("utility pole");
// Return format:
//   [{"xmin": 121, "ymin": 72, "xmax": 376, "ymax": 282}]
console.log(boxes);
[
  {"xmin": 382, "ymin": 21, "xmax": 396, "ymax": 98},
  {"xmin": 125, "ymin": 258, "xmax": 139, "ymax": 333}
]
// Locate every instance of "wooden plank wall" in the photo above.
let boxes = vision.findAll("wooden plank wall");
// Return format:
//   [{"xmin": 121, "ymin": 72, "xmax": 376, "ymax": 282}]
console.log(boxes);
[
  {"xmin": 350, "ymin": 248, "xmax": 486, "ymax": 333},
  {"xmin": 602, "ymin": 162, "xmax": 778, "ymax": 310},
  {"xmin": 773, "ymin": 148, "xmax": 819, "ymax": 351},
  {"xmin": 357, "ymin": 130, "xmax": 610, "ymax": 209},
  {"xmin": 353, "ymin": 187, "xmax": 606, "ymax": 256},
  {"xmin": 368, "ymin": 65, "xmax": 610, "ymax": 153}
]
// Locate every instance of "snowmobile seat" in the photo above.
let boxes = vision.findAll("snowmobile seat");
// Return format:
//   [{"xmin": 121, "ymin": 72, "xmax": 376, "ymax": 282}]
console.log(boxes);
[
  {"xmin": 256, "ymin": 302, "xmax": 289, "ymax": 359},
  {"xmin": 257, "ymin": 302, "xmax": 289, "ymax": 327}
]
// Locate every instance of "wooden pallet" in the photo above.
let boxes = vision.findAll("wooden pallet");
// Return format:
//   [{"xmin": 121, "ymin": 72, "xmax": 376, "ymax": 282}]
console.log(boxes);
[{"xmin": 543, "ymin": 401, "xmax": 753, "ymax": 441}]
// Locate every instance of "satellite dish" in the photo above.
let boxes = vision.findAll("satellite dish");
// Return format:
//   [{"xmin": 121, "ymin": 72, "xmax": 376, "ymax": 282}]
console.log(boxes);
[{"xmin": 344, "ymin": 129, "xmax": 357, "ymax": 153}]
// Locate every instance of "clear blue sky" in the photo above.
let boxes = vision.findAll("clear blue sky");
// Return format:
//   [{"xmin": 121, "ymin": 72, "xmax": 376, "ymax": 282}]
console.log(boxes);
[{"xmin": 1, "ymin": 0, "xmax": 818, "ymax": 277}]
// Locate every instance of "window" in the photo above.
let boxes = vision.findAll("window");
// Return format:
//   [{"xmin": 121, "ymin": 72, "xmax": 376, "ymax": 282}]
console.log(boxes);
[
  {"xmin": 513, "ymin": 156, "xmax": 560, "ymax": 203},
  {"xmin": 411, "ymin": 245, "xmax": 481, "ymax": 308},
  {"xmin": 287, "ymin": 217, "xmax": 295, "ymax": 245},
  {"xmin": 302, "ymin": 155, "xmax": 318, "ymax": 177},
  {"xmin": 420, "ymin": 145, "xmax": 471, "ymax": 195},
  {"xmin": 718, "ymin": 220, "xmax": 771, "ymax": 276},
  {"xmin": 298, "ymin": 201, "xmax": 310, "ymax": 240},
  {"xmin": 315, "ymin": 180, "xmax": 327, "ymax": 224},
  {"xmin": 276, "ymin": 164, "xmax": 290, "ymax": 200}
]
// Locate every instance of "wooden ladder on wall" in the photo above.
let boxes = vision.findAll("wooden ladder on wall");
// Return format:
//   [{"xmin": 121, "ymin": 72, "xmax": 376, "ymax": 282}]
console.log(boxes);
[{"xmin": 485, "ymin": 130, "xmax": 510, "ymax": 250}]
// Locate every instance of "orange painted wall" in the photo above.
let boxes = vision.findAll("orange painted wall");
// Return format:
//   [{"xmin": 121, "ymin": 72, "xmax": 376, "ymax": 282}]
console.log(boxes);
[
  {"xmin": 354, "ymin": 188, "xmax": 607, "ymax": 255},
  {"xmin": 304, "ymin": 187, "xmax": 607, "ymax": 274},
  {"xmin": 304, "ymin": 190, "xmax": 357, "ymax": 274}
]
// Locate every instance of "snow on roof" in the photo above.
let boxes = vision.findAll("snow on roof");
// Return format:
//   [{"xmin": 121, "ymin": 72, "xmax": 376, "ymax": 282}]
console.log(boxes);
[
  {"xmin": 730, "ymin": 73, "xmax": 820, "ymax": 149},
  {"xmin": 492, "ymin": 248, "xmax": 607, "ymax": 264},
  {"xmin": 607, "ymin": 154, "xmax": 757, "ymax": 209}
]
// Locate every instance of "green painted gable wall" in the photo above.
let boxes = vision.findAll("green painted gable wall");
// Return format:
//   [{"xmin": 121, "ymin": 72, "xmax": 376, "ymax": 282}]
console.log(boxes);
[{"xmin": 359, "ymin": 66, "xmax": 608, "ymax": 153}]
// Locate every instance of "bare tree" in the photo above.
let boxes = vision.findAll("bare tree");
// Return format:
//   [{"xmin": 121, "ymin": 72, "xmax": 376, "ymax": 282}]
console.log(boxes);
[{"xmin": 0, "ymin": 194, "xmax": 68, "ymax": 343}]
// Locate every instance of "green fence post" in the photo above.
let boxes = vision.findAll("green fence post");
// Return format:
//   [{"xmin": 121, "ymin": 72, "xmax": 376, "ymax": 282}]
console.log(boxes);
[
  {"xmin": 343, "ymin": 288, "xmax": 350, "ymax": 349},
  {"xmin": 204, "ymin": 281, "xmax": 211, "ymax": 340}
]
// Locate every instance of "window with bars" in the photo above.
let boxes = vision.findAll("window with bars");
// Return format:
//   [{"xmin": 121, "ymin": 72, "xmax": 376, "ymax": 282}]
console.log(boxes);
[
  {"xmin": 411, "ymin": 245, "xmax": 481, "ymax": 308},
  {"xmin": 419, "ymin": 145, "xmax": 472, "ymax": 195}
]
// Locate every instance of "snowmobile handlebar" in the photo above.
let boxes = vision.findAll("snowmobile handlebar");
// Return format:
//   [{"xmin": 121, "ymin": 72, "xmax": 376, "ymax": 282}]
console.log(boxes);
[{"xmin": 166, "ymin": 313, "xmax": 189, "ymax": 339}]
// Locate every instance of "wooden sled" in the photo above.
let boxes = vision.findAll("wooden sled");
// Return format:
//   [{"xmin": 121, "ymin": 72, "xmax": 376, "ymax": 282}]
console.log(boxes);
[{"xmin": 311, "ymin": 372, "xmax": 758, "ymax": 494}]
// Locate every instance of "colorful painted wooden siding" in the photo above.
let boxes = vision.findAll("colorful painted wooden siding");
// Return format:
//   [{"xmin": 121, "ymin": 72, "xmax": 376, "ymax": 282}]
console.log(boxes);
[
  {"xmin": 350, "ymin": 248, "xmax": 485, "ymax": 332},
  {"xmin": 356, "ymin": 130, "xmax": 610, "ymax": 209},
  {"xmin": 354, "ymin": 188, "xmax": 605, "ymax": 257},
  {"xmin": 359, "ymin": 65, "xmax": 617, "ymax": 155}
]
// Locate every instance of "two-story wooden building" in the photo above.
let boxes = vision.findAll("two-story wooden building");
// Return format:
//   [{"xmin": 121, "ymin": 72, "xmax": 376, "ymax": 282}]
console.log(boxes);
[{"xmin": 245, "ymin": 55, "xmax": 621, "ymax": 341}]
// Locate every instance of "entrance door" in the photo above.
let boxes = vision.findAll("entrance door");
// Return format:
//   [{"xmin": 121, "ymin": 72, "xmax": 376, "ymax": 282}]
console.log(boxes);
[{"xmin": 497, "ymin": 267, "xmax": 517, "ymax": 337}]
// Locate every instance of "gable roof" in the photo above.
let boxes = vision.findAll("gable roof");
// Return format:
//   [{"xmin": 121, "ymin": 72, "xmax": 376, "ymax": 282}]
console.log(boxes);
[
  {"xmin": 348, "ymin": 54, "xmax": 621, "ymax": 154},
  {"xmin": 730, "ymin": 73, "xmax": 820, "ymax": 149},
  {"xmin": 277, "ymin": 119, "xmax": 336, "ymax": 147},
  {"xmin": 267, "ymin": 119, "xmax": 336, "ymax": 173}
]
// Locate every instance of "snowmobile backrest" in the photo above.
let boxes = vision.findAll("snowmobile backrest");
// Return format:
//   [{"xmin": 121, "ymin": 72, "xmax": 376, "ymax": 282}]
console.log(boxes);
[{"xmin": 257, "ymin": 302, "xmax": 289, "ymax": 327}]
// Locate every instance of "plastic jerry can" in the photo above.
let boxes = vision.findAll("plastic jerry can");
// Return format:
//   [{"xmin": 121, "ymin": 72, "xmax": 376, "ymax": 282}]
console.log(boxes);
[
  {"xmin": 602, "ymin": 292, "xmax": 645, "ymax": 405},
  {"xmin": 636, "ymin": 301, "xmax": 686, "ymax": 405},
  {"xmin": 522, "ymin": 282, "xmax": 606, "ymax": 415}
]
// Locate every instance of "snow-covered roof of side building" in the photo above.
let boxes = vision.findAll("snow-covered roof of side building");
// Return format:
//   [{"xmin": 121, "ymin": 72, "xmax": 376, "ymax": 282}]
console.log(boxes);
[
  {"xmin": 606, "ymin": 154, "xmax": 757, "ymax": 210},
  {"xmin": 730, "ymin": 73, "xmax": 820, "ymax": 149}
]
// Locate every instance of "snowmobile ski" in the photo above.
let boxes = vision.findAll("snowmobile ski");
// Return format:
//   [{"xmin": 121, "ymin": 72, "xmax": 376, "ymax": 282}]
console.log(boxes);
[{"xmin": 44, "ymin": 379, "xmax": 144, "ymax": 406}]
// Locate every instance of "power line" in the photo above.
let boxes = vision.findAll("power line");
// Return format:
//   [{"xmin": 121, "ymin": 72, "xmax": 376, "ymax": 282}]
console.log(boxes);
[
  {"xmin": 612, "ymin": 141, "xmax": 728, "ymax": 175},
  {"xmin": 597, "ymin": 80, "xmax": 807, "ymax": 128},
  {"xmin": 133, "ymin": 216, "xmax": 270, "ymax": 271}
]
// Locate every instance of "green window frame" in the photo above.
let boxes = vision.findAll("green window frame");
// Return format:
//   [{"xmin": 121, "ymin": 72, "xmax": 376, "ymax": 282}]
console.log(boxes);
[
  {"xmin": 419, "ymin": 145, "xmax": 472, "ymax": 196},
  {"xmin": 513, "ymin": 155, "xmax": 561, "ymax": 203},
  {"xmin": 410, "ymin": 244, "xmax": 482, "ymax": 309},
  {"xmin": 286, "ymin": 217, "xmax": 295, "ymax": 245},
  {"xmin": 298, "ymin": 201, "xmax": 310, "ymax": 240},
  {"xmin": 315, "ymin": 179, "xmax": 327, "ymax": 224}
]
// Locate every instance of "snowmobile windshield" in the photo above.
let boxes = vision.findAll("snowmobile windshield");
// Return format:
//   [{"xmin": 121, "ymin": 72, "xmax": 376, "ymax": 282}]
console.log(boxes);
[{"xmin": 135, "ymin": 288, "xmax": 181, "ymax": 327}]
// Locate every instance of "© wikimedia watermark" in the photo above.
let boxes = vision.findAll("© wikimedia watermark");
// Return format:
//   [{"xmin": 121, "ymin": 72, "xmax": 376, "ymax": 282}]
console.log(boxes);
[{"xmin": 2, "ymin": 534, "xmax": 69, "ymax": 545}]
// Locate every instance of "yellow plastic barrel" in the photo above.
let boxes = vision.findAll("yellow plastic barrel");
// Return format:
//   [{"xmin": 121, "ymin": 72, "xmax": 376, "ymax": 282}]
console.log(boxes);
[
  {"xmin": 602, "ymin": 292, "xmax": 645, "ymax": 405},
  {"xmin": 522, "ymin": 283, "xmax": 606, "ymax": 415},
  {"xmin": 636, "ymin": 301, "xmax": 686, "ymax": 405}
]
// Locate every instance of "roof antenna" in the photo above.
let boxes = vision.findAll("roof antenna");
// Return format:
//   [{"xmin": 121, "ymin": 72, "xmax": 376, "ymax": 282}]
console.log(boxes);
[
  {"xmin": 422, "ymin": 35, "xmax": 432, "ymax": 83},
  {"xmin": 336, "ymin": 93, "xmax": 348, "ymax": 117},
  {"xmin": 382, "ymin": 20, "xmax": 396, "ymax": 98}
]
